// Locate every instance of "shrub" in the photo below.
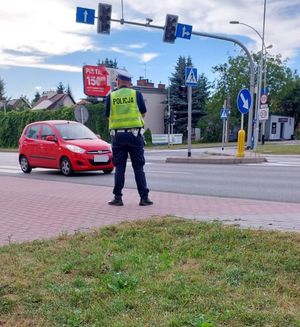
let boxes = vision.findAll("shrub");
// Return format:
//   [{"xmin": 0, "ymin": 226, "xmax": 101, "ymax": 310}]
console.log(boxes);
[{"xmin": 0, "ymin": 104, "xmax": 109, "ymax": 148}]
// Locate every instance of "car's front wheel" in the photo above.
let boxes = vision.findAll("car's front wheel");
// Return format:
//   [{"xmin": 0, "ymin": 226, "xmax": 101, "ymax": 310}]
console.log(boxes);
[
  {"xmin": 20, "ymin": 155, "xmax": 32, "ymax": 173},
  {"xmin": 60, "ymin": 157, "xmax": 73, "ymax": 176}
]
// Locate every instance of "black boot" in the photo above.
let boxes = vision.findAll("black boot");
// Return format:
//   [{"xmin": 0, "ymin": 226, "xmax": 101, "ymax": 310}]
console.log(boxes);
[
  {"xmin": 139, "ymin": 198, "xmax": 153, "ymax": 206},
  {"xmin": 108, "ymin": 197, "xmax": 123, "ymax": 206}
]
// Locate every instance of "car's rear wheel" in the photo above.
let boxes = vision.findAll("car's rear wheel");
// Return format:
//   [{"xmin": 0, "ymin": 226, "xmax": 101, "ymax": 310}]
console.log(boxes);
[
  {"xmin": 60, "ymin": 157, "xmax": 73, "ymax": 176},
  {"xmin": 20, "ymin": 155, "xmax": 32, "ymax": 173},
  {"xmin": 103, "ymin": 169, "xmax": 113, "ymax": 174}
]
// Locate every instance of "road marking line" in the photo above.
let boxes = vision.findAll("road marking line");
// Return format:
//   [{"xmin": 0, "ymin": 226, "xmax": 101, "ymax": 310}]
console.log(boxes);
[
  {"xmin": 147, "ymin": 170, "xmax": 192, "ymax": 175},
  {"xmin": 0, "ymin": 169, "xmax": 21, "ymax": 174},
  {"xmin": 127, "ymin": 162, "xmax": 152, "ymax": 166},
  {"xmin": 245, "ymin": 162, "xmax": 300, "ymax": 167},
  {"xmin": 0, "ymin": 167, "xmax": 50, "ymax": 173}
]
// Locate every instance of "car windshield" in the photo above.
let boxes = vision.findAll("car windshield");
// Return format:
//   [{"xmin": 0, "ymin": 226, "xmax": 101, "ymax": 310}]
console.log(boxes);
[{"xmin": 55, "ymin": 123, "xmax": 97, "ymax": 140}]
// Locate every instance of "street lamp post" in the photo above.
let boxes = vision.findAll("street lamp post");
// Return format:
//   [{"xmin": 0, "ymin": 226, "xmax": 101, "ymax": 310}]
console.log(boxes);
[
  {"xmin": 253, "ymin": 44, "xmax": 272, "ymax": 145},
  {"xmin": 230, "ymin": 3, "xmax": 268, "ymax": 149},
  {"xmin": 230, "ymin": 21, "xmax": 262, "ymax": 149},
  {"xmin": 253, "ymin": 0, "xmax": 267, "ymax": 149},
  {"xmin": 167, "ymin": 78, "xmax": 171, "ymax": 147},
  {"xmin": 261, "ymin": 44, "xmax": 272, "ymax": 144}
]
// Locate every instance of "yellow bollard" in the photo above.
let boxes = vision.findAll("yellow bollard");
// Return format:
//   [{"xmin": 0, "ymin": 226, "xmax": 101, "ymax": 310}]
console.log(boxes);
[{"xmin": 236, "ymin": 129, "xmax": 245, "ymax": 158}]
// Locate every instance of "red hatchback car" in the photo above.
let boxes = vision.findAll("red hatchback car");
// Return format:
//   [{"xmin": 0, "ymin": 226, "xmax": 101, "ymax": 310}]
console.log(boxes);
[{"xmin": 19, "ymin": 120, "xmax": 114, "ymax": 176}]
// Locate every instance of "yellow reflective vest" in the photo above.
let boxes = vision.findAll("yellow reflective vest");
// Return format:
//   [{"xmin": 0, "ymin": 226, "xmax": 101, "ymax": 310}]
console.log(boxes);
[{"xmin": 109, "ymin": 88, "xmax": 144, "ymax": 130}]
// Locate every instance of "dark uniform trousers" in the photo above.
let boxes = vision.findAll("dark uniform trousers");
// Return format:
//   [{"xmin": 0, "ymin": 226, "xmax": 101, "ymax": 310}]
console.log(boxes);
[{"xmin": 112, "ymin": 131, "xmax": 149, "ymax": 199}]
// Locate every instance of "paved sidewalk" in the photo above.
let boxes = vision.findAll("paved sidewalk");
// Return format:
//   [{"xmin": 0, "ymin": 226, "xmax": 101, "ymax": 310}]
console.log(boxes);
[{"xmin": 1, "ymin": 176, "xmax": 299, "ymax": 246}]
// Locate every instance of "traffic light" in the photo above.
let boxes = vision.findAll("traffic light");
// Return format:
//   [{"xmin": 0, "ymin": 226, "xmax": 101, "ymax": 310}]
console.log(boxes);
[
  {"xmin": 170, "ymin": 111, "xmax": 176, "ymax": 124},
  {"xmin": 163, "ymin": 14, "xmax": 178, "ymax": 43},
  {"xmin": 178, "ymin": 85, "xmax": 186, "ymax": 98},
  {"xmin": 97, "ymin": 3, "xmax": 112, "ymax": 34}
]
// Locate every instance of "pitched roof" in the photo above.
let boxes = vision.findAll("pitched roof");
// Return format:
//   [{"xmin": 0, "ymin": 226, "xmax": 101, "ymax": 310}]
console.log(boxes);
[
  {"xmin": 0, "ymin": 98, "xmax": 32, "ymax": 109},
  {"xmin": 32, "ymin": 92, "xmax": 75, "ymax": 110},
  {"xmin": 33, "ymin": 99, "xmax": 53, "ymax": 110}
]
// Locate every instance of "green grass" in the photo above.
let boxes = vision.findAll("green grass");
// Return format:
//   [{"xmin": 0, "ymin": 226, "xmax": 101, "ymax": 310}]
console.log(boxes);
[
  {"xmin": 0, "ymin": 217, "xmax": 299, "ymax": 327},
  {"xmin": 256, "ymin": 143, "xmax": 300, "ymax": 155}
]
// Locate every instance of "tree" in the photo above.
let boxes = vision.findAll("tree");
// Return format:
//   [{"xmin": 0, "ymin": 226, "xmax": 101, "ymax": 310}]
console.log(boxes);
[
  {"xmin": 56, "ymin": 82, "xmax": 65, "ymax": 94},
  {"xmin": 201, "ymin": 52, "xmax": 297, "ymax": 142},
  {"xmin": 276, "ymin": 74, "xmax": 300, "ymax": 130},
  {"xmin": 264, "ymin": 55, "xmax": 294, "ymax": 97},
  {"xmin": 212, "ymin": 53, "xmax": 294, "ymax": 115},
  {"xmin": 66, "ymin": 84, "xmax": 73, "ymax": 98},
  {"xmin": 211, "ymin": 54, "xmax": 254, "ymax": 122},
  {"xmin": 0, "ymin": 77, "xmax": 6, "ymax": 100},
  {"xmin": 169, "ymin": 56, "xmax": 210, "ymax": 135},
  {"xmin": 97, "ymin": 58, "xmax": 118, "ymax": 68},
  {"xmin": 199, "ymin": 55, "xmax": 250, "ymax": 142},
  {"xmin": 32, "ymin": 91, "xmax": 41, "ymax": 105},
  {"xmin": 199, "ymin": 91, "xmax": 225, "ymax": 142}
]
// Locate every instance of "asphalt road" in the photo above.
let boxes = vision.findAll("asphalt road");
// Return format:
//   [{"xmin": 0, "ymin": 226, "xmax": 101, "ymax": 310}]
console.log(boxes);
[{"xmin": 1, "ymin": 150, "xmax": 300, "ymax": 203}]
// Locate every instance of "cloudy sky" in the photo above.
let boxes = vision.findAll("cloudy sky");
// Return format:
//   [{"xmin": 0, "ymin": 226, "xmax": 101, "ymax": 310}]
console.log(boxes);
[{"xmin": 0, "ymin": 0, "xmax": 299, "ymax": 102}]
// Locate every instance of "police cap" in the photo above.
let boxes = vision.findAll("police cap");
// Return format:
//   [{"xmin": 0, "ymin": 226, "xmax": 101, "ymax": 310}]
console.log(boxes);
[{"xmin": 117, "ymin": 71, "xmax": 132, "ymax": 82}]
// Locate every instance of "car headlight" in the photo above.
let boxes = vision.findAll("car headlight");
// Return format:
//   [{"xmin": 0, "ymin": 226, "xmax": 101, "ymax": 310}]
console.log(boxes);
[{"xmin": 66, "ymin": 144, "xmax": 85, "ymax": 154}]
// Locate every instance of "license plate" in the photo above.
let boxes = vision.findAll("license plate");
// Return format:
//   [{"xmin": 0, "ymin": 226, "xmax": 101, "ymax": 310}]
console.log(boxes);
[{"xmin": 94, "ymin": 155, "xmax": 109, "ymax": 163}]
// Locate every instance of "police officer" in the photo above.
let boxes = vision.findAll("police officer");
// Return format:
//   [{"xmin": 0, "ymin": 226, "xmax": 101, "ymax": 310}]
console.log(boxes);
[{"xmin": 106, "ymin": 72, "xmax": 153, "ymax": 206}]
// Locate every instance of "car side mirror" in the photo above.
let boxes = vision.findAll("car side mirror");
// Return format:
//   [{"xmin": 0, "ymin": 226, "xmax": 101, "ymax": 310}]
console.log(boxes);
[
  {"xmin": 46, "ymin": 135, "xmax": 57, "ymax": 142},
  {"xmin": 96, "ymin": 134, "xmax": 101, "ymax": 139}
]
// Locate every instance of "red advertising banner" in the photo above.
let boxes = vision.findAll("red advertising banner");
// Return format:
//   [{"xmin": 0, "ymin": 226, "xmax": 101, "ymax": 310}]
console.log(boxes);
[{"xmin": 83, "ymin": 65, "xmax": 111, "ymax": 97}]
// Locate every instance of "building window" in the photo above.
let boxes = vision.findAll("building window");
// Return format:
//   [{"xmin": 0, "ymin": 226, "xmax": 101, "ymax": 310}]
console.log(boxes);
[{"xmin": 272, "ymin": 122, "xmax": 277, "ymax": 134}]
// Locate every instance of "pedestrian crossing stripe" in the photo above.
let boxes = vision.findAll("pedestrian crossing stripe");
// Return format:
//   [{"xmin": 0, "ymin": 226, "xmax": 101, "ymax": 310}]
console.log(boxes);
[{"xmin": 185, "ymin": 67, "xmax": 198, "ymax": 86}]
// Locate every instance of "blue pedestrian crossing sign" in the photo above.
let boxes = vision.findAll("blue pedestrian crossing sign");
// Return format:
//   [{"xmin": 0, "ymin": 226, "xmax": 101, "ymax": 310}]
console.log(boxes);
[
  {"xmin": 185, "ymin": 67, "xmax": 198, "ymax": 87},
  {"xmin": 176, "ymin": 23, "xmax": 193, "ymax": 40},
  {"xmin": 76, "ymin": 7, "xmax": 95, "ymax": 25},
  {"xmin": 220, "ymin": 108, "xmax": 228, "ymax": 119},
  {"xmin": 237, "ymin": 88, "xmax": 252, "ymax": 114}
]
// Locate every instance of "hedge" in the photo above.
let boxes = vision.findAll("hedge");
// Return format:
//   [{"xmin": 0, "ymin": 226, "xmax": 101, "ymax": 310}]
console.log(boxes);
[{"xmin": 0, "ymin": 104, "xmax": 109, "ymax": 148}]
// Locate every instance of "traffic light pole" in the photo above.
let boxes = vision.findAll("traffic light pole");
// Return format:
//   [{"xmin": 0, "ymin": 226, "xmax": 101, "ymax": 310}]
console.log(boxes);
[
  {"xmin": 167, "ymin": 80, "xmax": 171, "ymax": 147},
  {"xmin": 111, "ymin": 18, "xmax": 164, "ymax": 30},
  {"xmin": 109, "ymin": 18, "xmax": 255, "ymax": 149},
  {"xmin": 187, "ymin": 86, "xmax": 192, "ymax": 157}
]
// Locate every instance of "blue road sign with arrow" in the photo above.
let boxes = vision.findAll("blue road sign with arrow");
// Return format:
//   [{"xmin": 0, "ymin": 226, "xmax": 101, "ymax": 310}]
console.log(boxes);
[
  {"xmin": 176, "ymin": 23, "xmax": 193, "ymax": 40},
  {"xmin": 76, "ymin": 7, "xmax": 95, "ymax": 25},
  {"xmin": 237, "ymin": 88, "xmax": 252, "ymax": 114}
]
